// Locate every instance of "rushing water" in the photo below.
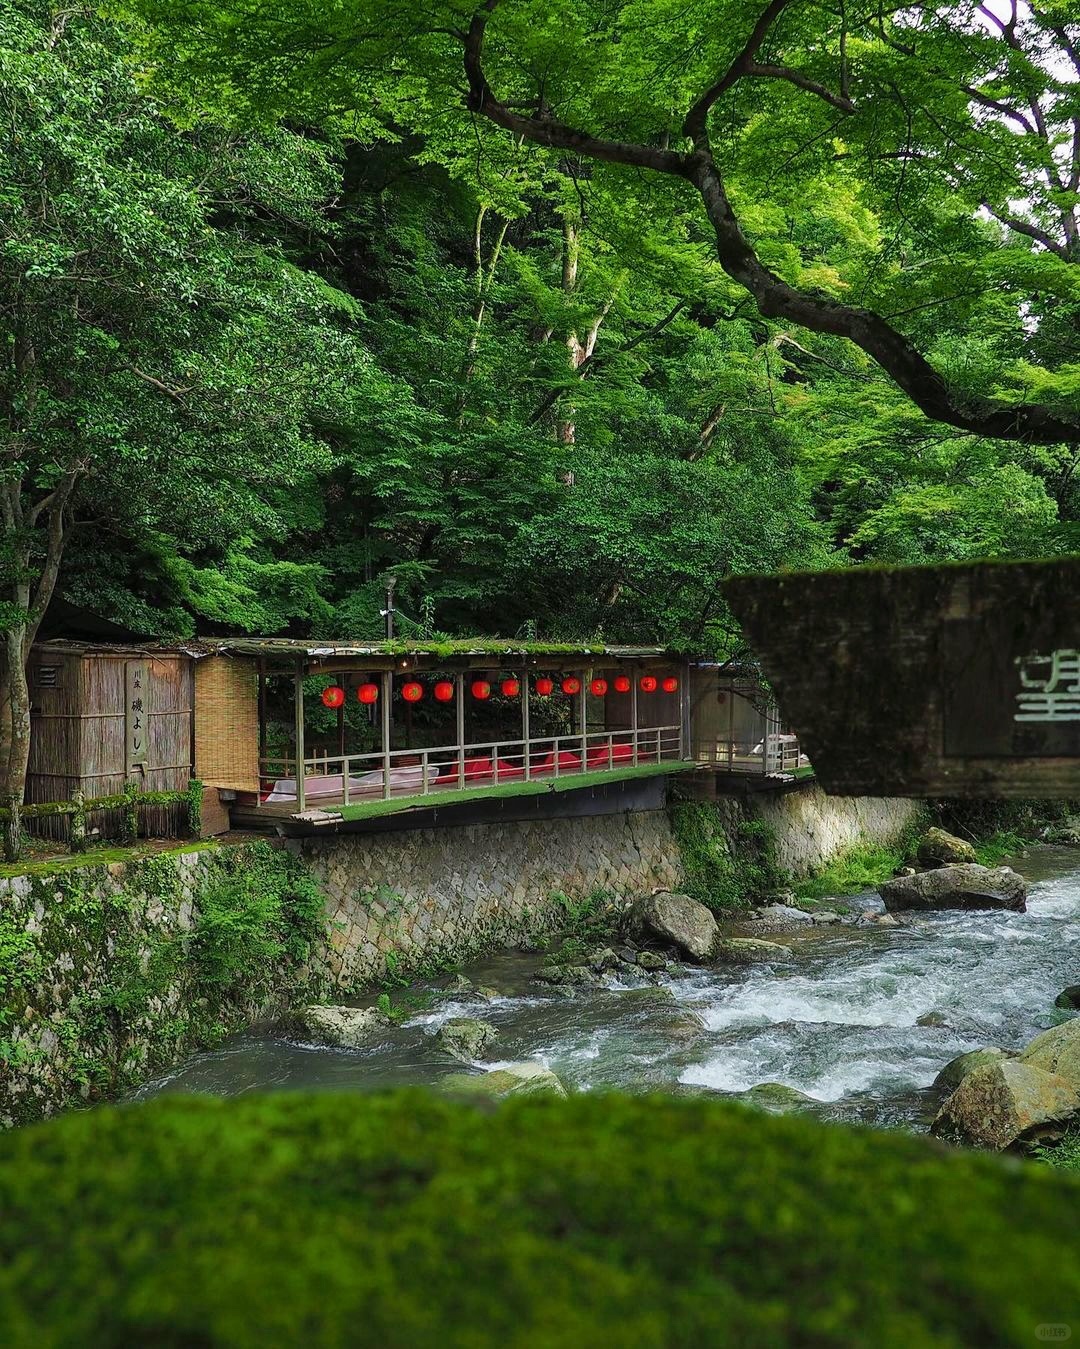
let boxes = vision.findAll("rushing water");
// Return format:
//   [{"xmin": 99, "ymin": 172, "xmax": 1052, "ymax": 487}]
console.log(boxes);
[{"xmin": 133, "ymin": 846, "xmax": 1080, "ymax": 1130}]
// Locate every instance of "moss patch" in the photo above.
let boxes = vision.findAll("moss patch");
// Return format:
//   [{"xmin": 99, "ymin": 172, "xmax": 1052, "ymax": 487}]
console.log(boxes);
[
  {"xmin": 1, "ymin": 1090, "xmax": 1079, "ymax": 1347},
  {"xmin": 670, "ymin": 801, "xmax": 787, "ymax": 911}
]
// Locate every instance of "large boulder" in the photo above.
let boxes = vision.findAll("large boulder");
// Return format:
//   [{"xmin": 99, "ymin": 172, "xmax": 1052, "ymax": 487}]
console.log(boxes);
[
  {"xmin": 751, "ymin": 904, "xmax": 814, "ymax": 932},
  {"xmin": 625, "ymin": 892, "xmax": 719, "ymax": 963},
  {"xmin": 281, "ymin": 1005, "xmax": 392, "ymax": 1049},
  {"xmin": 1055, "ymin": 985, "xmax": 1080, "ymax": 1011},
  {"xmin": 916, "ymin": 827, "xmax": 977, "ymax": 867},
  {"xmin": 741, "ymin": 1083, "xmax": 817, "ymax": 1115},
  {"xmin": 932, "ymin": 1047, "xmax": 1013, "ymax": 1094},
  {"xmin": 435, "ymin": 1018, "xmax": 498, "ymax": 1063},
  {"xmin": 879, "ymin": 863, "xmax": 1027, "ymax": 913},
  {"xmin": 440, "ymin": 1062, "xmax": 567, "ymax": 1099},
  {"xmin": 1019, "ymin": 1018, "xmax": 1080, "ymax": 1090},
  {"xmin": 931, "ymin": 1060, "xmax": 1080, "ymax": 1149}
]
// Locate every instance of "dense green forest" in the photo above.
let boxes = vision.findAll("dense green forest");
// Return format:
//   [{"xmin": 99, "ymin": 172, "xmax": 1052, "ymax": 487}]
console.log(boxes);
[{"xmin": 2, "ymin": 0, "xmax": 1078, "ymax": 669}]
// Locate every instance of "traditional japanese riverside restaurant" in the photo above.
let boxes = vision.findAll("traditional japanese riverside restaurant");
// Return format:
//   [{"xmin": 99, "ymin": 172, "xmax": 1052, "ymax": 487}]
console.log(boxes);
[{"xmin": 25, "ymin": 637, "xmax": 807, "ymax": 839}]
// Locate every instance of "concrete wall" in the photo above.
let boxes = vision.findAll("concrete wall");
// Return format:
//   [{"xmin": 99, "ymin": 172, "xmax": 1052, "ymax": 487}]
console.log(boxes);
[
  {"xmin": 750, "ymin": 784, "xmax": 924, "ymax": 876},
  {"xmin": 303, "ymin": 810, "xmax": 683, "ymax": 991}
]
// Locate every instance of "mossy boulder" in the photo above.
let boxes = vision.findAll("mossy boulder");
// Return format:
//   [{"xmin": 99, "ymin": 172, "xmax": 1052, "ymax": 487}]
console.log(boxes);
[
  {"xmin": 440, "ymin": 1063, "xmax": 567, "ymax": 1099},
  {"xmin": 434, "ymin": 1018, "xmax": 498, "ymax": 1063},
  {"xmin": 278, "ymin": 1005, "xmax": 391, "ymax": 1050},
  {"xmin": 3, "ymin": 1092, "xmax": 1080, "ymax": 1345},
  {"xmin": 916, "ymin": 828, "xmax": 977, "ymax": 867},
  {"xmin": 879, "ymin": 864, "xmax": 1027, "ymax": 913},
  {"xmin": 635, "ymin": 950, "xmax": 668, "ymax": 972},
  {"xmin": 625, "ymin": 891, "xmax": 718, "ymax": 963},
  {"xmin": 932, "ymin": 1047, "xmax": 1013, "ymax": 1094},
  {"xmin": 1020, "ymin": 1018, "xmax": 1080, "ymax": 1090},
  {"xmin": 1055, "ymin": 986, "xmax": 1080, "ymax": 1011},
  {"xmin": 931, "ymin": 1060, "xmax": 1080, "ymax": 1149},
  {"xmin": 533, "ymin": 964, "xmax": 602, "ymax": 990},
  {"xmin": 741, "ymin": 1083, "xmax": 817, "ymax": 1115}
]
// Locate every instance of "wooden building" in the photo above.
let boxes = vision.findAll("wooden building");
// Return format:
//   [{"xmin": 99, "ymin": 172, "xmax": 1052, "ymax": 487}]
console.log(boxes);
[{"xmin": 26, "ymin": 637, "xmax": 808, "ymax": 840}]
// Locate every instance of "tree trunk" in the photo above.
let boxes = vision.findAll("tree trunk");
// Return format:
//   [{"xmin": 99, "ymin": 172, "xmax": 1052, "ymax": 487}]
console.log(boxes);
[{"xmin": 1, "ymin": 626, "xmax": 31, "ymax": 861}]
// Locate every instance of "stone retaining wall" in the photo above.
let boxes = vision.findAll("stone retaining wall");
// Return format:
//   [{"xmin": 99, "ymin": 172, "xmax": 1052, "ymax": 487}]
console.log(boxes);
[
  {"xmin": 752, "ymin": 785, "xmax": 925, "ymax": 876},
  {"xmin": 301, "ymin": 810, "xmax": 683, "ymax": 991}
]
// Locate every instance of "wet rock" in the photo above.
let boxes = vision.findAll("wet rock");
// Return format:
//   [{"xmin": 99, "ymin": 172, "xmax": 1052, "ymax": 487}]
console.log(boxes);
[
  {"xmin": 440, "ymin": 1062, "xmax": 567, "ymax": 1100},
  {"xmin": 625, "ymin": 891, "xmax": 718, "ymax": 963},
  {"xmin": 282, "ymin": 1005, "xmax": 391, "ymax": 1049},
  {"xmin": 753, "ymin": 903, "xmax": 814, "ymax": 932},
  {"xmin": 1054, "ymin": 985, "xmax": 1080, "ymax": 1011},
  {"xmin": 636, "ymin": 950, "xmax": 668, "ymax": 973},
  {"xmin": 587, "ymin": 947, "xmax": 623, "ymax": 973},
  {"xmin": 741, "ymin": 1082, "xmax": 817, "ymax": 1115},
  {"xmin": 879, "ymin": 863, "xmax": 1027, "ymax": 913},
  {"xmin": 931, "ymin": 1060, "xmax": 1080, "ymax": 1149},
  {"xmin": 443, "ymin": 973, "xmax": 475, "ymax": 997},
  {"xmin": 917, "ymin": 827, "xmax": 977, "ymax": 868},
  {"xmin": 1044, "ymin": 817, "xmax": 1080, "ymax": 846},
  {"xmin": 533, "ymin": 964, "xmax": 602, "ymax": 989},
  {"xmin": 435, "ymin": 1018, "xmax": 498, "ymax": 1063},
  {"xmin": 475, "ymin": 986, "xmax": 503, "ymax": 1002},
  {"xmin": 917, "ymin": 1011, "xmax": 950, "ymax": 1028},
  {"xmin": 810, "ymin": 910, "xmax": 842, "ymax": 925},
  {"xmin": 895, "ymin": 866, "xmax": 917, "ymax": 878},
  {"xmin": 932, "ymin": 1047, "xmax": 1013, "ymax": 1094},
  {"xmin": 714, "ymin": 938, "xmax": 792, "ymax": 965},
  {"xmin": 1019, "ymin": 1017, "xmax": 1080, "ymax": 1090}
]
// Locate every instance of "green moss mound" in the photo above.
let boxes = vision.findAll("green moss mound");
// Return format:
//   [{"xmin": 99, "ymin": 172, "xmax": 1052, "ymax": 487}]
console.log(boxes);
[{"xmin": 1, "ymin": 1093, "xmax": 1078, "ymax": 1347}]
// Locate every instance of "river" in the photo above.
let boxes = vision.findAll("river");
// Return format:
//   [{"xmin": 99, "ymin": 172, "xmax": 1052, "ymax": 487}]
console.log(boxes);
[{"xmin": 133, "ymin": 845, "xmax": 1080, "ymax": 1130}]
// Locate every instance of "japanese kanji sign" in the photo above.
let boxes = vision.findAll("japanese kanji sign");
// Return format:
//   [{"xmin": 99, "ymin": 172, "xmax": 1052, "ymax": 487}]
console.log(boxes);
[
  {"xmin": 125, "ymin": 659, "xmax": 149, "ymax": 775},
  {"xmin": 725, "ymin": 558, "xmax": 1080, "ymax": 798}
]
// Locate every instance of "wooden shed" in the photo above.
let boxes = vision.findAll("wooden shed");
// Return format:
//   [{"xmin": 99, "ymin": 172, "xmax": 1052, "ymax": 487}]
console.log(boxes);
[{"xmin": 27, "ymin": 641, "xmax": 194, "ymax": 841}]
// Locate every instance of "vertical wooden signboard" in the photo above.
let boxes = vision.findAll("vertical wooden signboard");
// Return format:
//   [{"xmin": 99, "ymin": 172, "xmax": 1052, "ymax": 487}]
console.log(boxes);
[{"xmin": 125, "ymin": 659, "xmax": 149, "ymax": 777}]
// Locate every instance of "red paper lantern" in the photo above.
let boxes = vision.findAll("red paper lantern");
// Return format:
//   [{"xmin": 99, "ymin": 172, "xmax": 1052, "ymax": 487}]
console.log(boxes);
[
  {"xmin": 662, "ymin": 676, "xmax": 679, "ymax": 694},
  {"xmin": 471, "ymin": 680, "xmax": 491, "ymax": 700},
  {"xmin": 321, "ymin": 685, "xmax": 345, "ymax": 709},
  {"xmin": 357, "ymin": 683, "xmax": 379, "ymax": 704},
  {"xmin": 500, "ymin": 678, "xmax": 521, "ymax": 698},
  {"xmin": 640, "ymin": 675, "xmax": 658, "ymax": 694},
  {"xmin": 613, "ymin": 675, "xmax": 631, "ymax": 694},
  {"xmin": 590, "ymin": 678, "xmax": 608, "ymax": 697},
  {"xmin": 433, "ymin": 680, "xmax": 454, "ymax": 702},
  {"xmin": 402, "ymin": 681, "xmax": 423, "ymax": 703},
  {"xmin": 562, "ymin": 676, "xmax": 582, "ymax": 696},
  {"xmin": 535, "ymin": 676, "xmax": 554, "ymax": 696}
]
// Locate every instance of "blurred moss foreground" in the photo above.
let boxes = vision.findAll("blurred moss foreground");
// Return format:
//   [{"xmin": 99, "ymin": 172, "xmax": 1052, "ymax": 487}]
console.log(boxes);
[{"xmin": 1, "ymin": 1092, "xmax": 1077, "ymax": 1348}]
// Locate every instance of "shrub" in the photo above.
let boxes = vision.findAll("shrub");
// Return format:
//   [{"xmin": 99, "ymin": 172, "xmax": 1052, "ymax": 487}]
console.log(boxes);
[
  {"xmin": 671, "ymin": 801, "xmax": 787, "ymax": 910},
  {"xmin": 0, "ymin": 1090, "xmax": 1077, "ymax": 1347}
]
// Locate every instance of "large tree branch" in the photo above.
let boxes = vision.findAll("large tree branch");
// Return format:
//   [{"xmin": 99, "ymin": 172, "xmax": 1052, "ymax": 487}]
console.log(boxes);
[
  {"xmin": 983, "ymin": 204, "xmax": 1070, "ymax": 260},
  {"xmin": 462, "ymin": 1, "xmax": 1080, "ymax": 445}
]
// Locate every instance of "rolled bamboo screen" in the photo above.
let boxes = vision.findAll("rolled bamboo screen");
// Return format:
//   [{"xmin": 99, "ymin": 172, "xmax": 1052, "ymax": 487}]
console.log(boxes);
[{"xmin": 194, "ymin": 656, "xmax": 259, "ymax": 793}]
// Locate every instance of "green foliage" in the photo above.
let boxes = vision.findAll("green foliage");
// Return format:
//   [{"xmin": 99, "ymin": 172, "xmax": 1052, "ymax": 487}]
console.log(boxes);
[
  {"xmin": 189, "ymin": 847, "xmax": 325, "ymax": 996},
  {"xmin": 793, "ymin": 816, "xmax": 928, "ymax": 901},
  {"xmin": 2, "ymin": 1090, "xmax": 1080, "ymax": 1346},
  {"xmin": 670, "ymin": 802, "xmax": 786, "ymax": 911}
]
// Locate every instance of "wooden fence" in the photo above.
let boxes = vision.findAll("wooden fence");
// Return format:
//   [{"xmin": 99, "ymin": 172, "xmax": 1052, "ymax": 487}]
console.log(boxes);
[{"xmin": 2, "ymin": 780, "xmax": 203, "ymax": 854}]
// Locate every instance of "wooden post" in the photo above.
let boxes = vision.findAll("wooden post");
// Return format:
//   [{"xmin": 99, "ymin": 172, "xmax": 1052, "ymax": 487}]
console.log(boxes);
[
  {"xmin": 456, "ymin": 672, "xmax": 466, "ymax": 788},
  {"xmin": 381, "ymin": 669, "xmax": 392, "ymax": 799},
  {"xmin": 578, "ymin": 673, "xmax": 587, "ymax": 766},
  {"xmin": 522, "ymin": 666, "xmax": 531, "ymax": 780},
  {"xmin": 293, "ymin": 662, "xmax": 306, "ymax": 812},
  {"xmin": 680, "ymin": 665, "xmax": 691, "ymax": 761},
  {"xmin": 728, "ymin": 677, "xmax": 735, "ymax": 772},
  {"xmin": 631, "ymin": 671, "xmax": 640, "ymax": 766}
]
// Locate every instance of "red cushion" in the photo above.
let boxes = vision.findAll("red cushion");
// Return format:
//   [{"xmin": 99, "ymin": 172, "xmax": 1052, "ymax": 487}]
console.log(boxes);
[
  {"xmin": 556, "ymin": 750, "xmax": 581, "ymax": 772},
  {"xmin": 496, "ymin": 759, "xmax": 525, "ymax": 779},
  {"xmin": 529, "ymin": 753, "xmax": 553, "ymax": 773},
  {"xmin": 611, "ymin": 741, "xmax": 634, "ymax": 762},
  {"xmin": 586, "ymin": 746, "xmax": 612, "ymax": 768},
  {"xmin": 463, "ymin": 758, "xmax": 493, "ymax": 780}
]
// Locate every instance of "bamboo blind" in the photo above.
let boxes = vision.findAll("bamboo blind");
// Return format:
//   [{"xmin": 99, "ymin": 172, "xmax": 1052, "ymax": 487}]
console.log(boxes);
[{"xmin": 194, "ymin": 656, "xmax": 260, "ymax": 792}]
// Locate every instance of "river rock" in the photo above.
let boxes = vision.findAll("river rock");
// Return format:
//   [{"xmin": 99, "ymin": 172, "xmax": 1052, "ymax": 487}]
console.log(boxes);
[
  {"xmin": 742, "ymin": 1082, "xmax": 817, "ymax": 1115},
  {"xmin": 534, "ymin": 963, "xmax": 602, "ymax": 989},
  {"xmin": 1045, "ymin": 817, "xmax": 1080, "ymax": 845},
  {"xmin": 587, "ymin": 947, "xmax": 623, "ymax": 973},
  {"xmin": 284, "ymin": 1005, "xmax": 392, "ymax": 1048},
  {"xmin": 916, "ymin": 827, "xmax": 977, "ymax": 867},
  {"xmin": 752, "ymin": 903, "xmax": 814, "ymax": 932},
  {"xmin": 1019, "ymin": 1018, "xmax": 1080, "ymax": 1089},
  {"xmin": 932, "ymin": 1047, "xmax": 1013, "ymax": 1094},
  {"xmin": 1054, "ymin": 985, "xmax": 1080, "ymax": 1011},
  {"xmin": 931, "ymin": 1060, "xmax": 1080, "ymax": 1149},
  {"xmin": 440, "ymin": 1062, "xmax": 567, "ymax": 1100},
  {"xmin": 636, "ymin": 950, "xmax": 668, "ymax": 972},
  {"xmin": 435, "ymin": 1018, "xmax": 498, "ymax": 1063},
  {"xmin": 715, "ymin": 938, "xmax": 792, "ymax": 965},
  {"xmin": 879, "ymin": 863, "xmax": 1027, "ymax": 913},
  {"xmin": 625, "ymin": 891, "xmax": 718, "ymax": 963}
]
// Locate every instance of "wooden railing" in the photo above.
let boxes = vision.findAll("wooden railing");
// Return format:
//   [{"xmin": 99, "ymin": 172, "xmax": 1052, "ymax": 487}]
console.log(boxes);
[{"xmin": 261, "ymin": 726, "xmax": 685, "ymax": 811}]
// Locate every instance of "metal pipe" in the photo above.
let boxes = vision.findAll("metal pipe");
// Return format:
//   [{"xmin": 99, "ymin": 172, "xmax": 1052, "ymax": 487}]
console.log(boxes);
[
  {"xmin": 293, "ymin": 662, "xmax": 306, "ymax": 813},
  {"xmin": 381, "ymin": 670, "xmax": 392, "ymax": 799},
  {"xmin": 456, "ymin": 672, "xmax": 466, "ymax": 789}
]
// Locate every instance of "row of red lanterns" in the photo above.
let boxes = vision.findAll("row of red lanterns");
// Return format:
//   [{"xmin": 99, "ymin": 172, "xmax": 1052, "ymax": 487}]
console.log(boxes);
[{"xmin": 320, "ymin": 674, "xmax": 678, "ymax": 708}]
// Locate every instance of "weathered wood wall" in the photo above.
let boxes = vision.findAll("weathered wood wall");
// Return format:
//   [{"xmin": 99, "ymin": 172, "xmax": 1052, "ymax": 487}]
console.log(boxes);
[{"xmin": 726, "ymin": 559, "xmax": 1080, "ymax": 798}]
